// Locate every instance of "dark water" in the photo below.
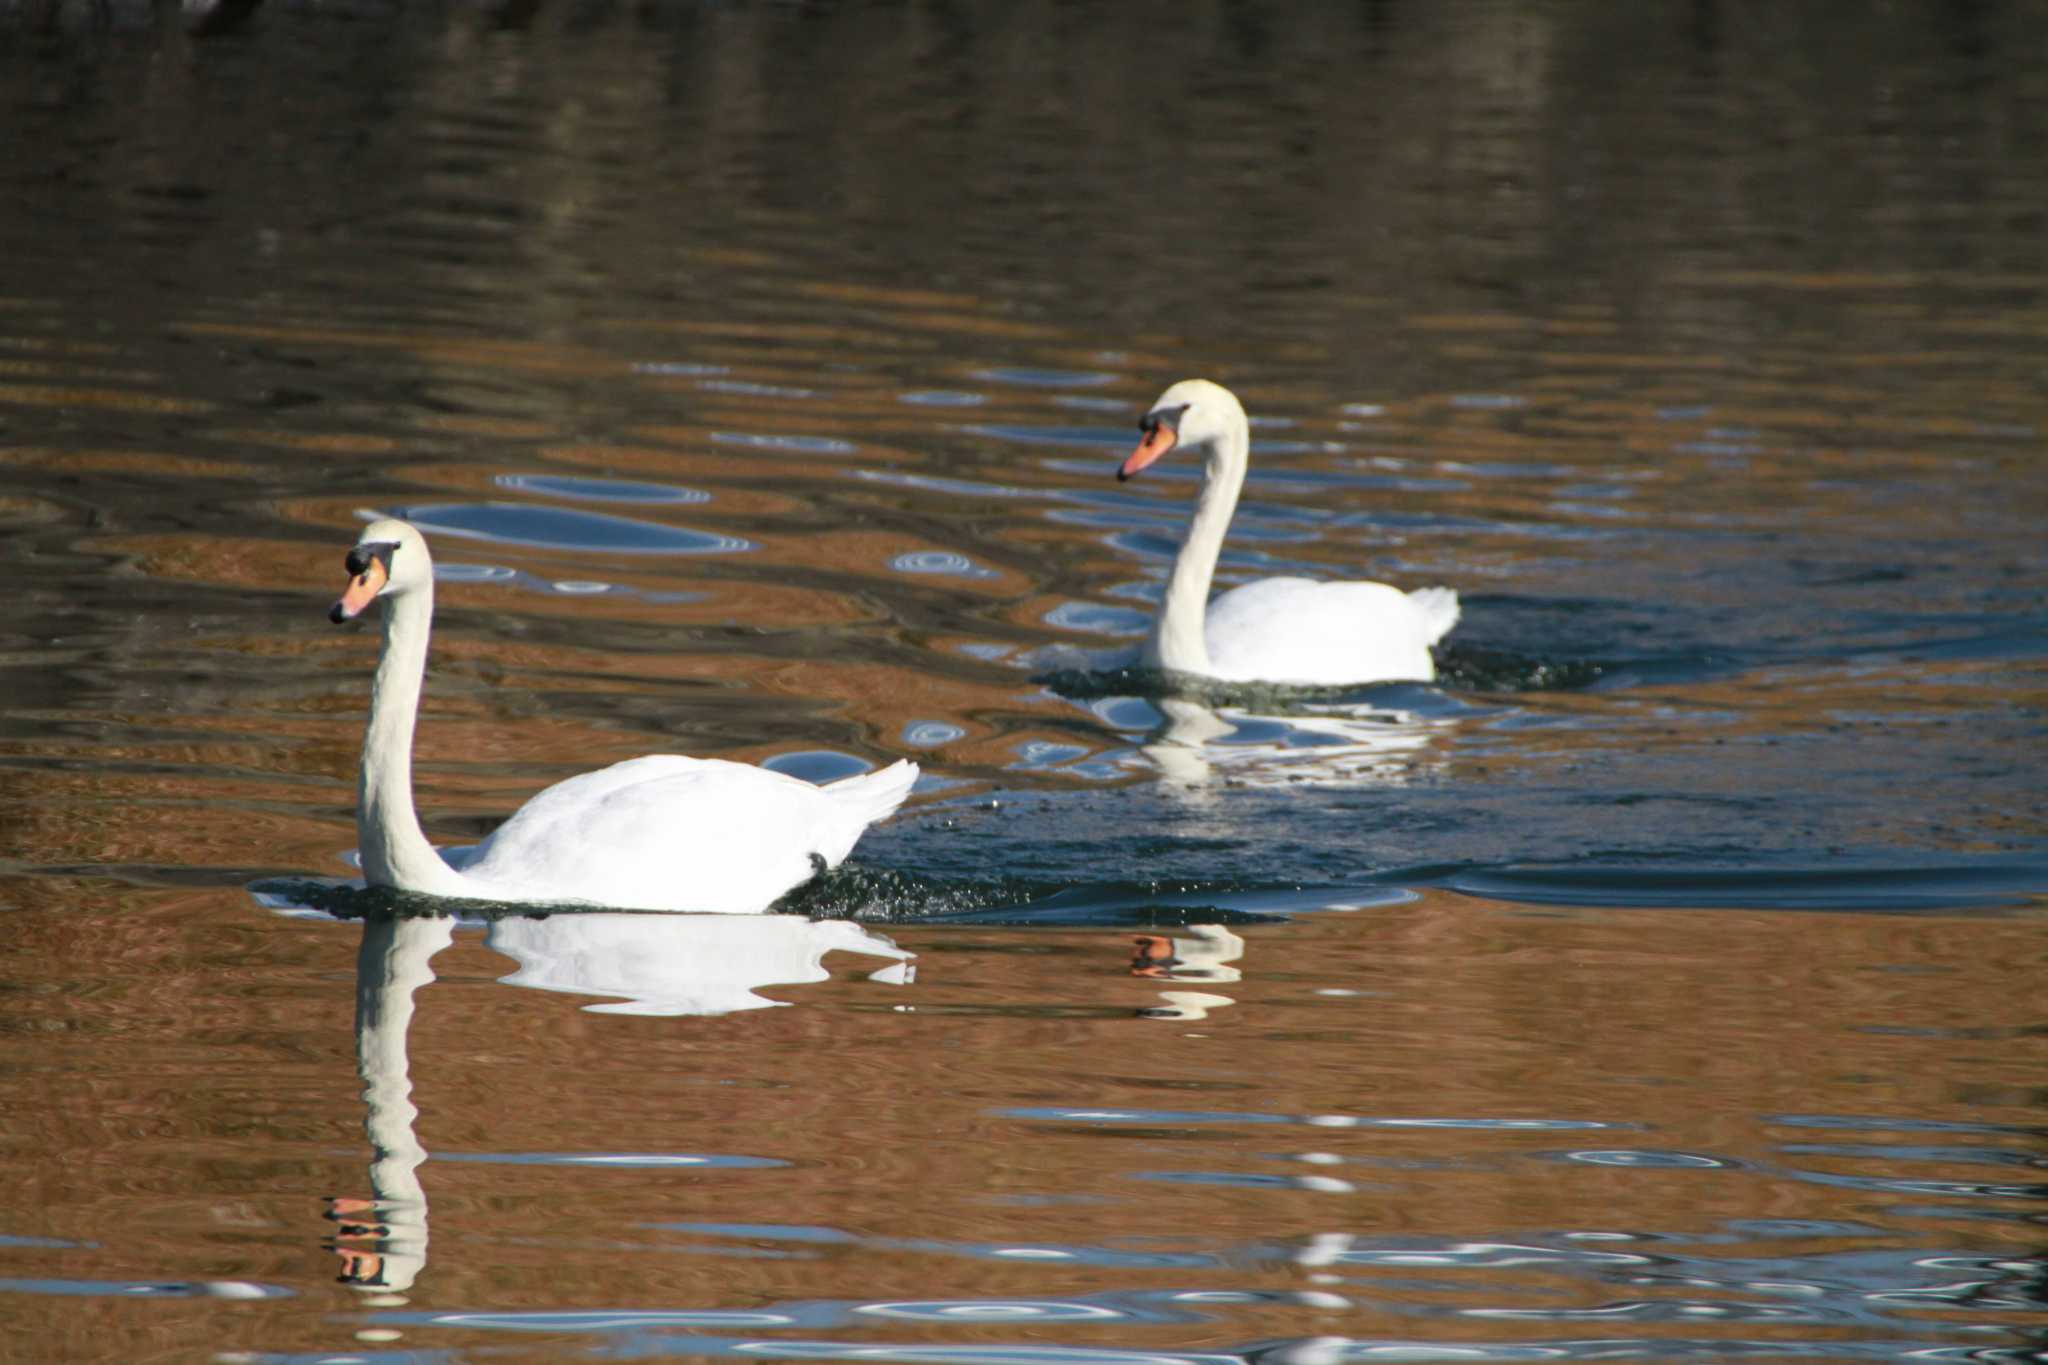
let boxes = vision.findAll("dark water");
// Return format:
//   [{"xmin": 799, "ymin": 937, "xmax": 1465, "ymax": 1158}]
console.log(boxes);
[{"xmin": 2, "ymin": 1, "xmax": 2045, "ymax": 1361}]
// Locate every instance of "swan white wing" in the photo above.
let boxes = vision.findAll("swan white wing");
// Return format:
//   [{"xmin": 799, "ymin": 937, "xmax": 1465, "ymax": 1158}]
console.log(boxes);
[
  {"xmin": 458, "ymin": 756, "xmax": 913, "ymax": 914},
  {"xmin": 1201, "ymin": 577, "xmax": 1450, "ymax": 685}
]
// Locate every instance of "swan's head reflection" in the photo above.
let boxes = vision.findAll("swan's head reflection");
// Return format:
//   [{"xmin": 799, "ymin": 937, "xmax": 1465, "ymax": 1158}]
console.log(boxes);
[
  {"xmin": 336, "ymin": 910, "xmax": 912, "ymax": 1305},
  {"xmin": 1130, "ymin": 924, "xmax": 1245, "ymax": 1021},
  {"xmin": 1137, "ymin": 696, "xmax": 1448, "ymax": 794}
]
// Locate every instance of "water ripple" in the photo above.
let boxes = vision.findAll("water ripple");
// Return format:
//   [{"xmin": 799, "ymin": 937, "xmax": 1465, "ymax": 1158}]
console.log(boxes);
[
  {"xmin": 393, "ymin": 501, "xmax": 753, "ymax": 554},
  {"xmin": 903, "ymin": 721, "xmax": 967, "ymax": 747},
  {"xmin": 969, "ymin": 424, "xmax": 1128, "ymax": 447},
  {"xmin": 0, "ymin": 1276, "xmax": 287, "ymax": 1299},
  {"xmin": 434, "ymin": 560, "xmax": 702, "ymax": 602},
  {"xmin": 970, "ymin": 367, "xmax": 1117, "ymax": 388},
  {"xmin": 901, "ymin": 390, "xmax": 988, "ymax": 407},
  {"xmin": 891, "ymin": 551, "xmax": 1000, "ymax": 579},
  {"xmin": 1044, "ymin": 601, "xmax": 1151, "ymax": 636},
  {"xmin": 438, "ymin": 1151, "xmax": 785, "ymax": 1168},
  {"xmin": 712, "ymin": 431, "xmax": 859, "ymax": 456},
  {"xmin": 660, "ymin": 1223, "xmax": 1218, "ymax": 1270},
  {"xmin": 700, "ymin": 379, "xmax": 815, "ymax": 399},
  {"xmin": 631, "ymin": 361, "xmax": 729, "ymax": 377},
  {"xmin": 1002, "ymin": 1108, "xmax": 1619, "ymax": 1133},
  {"xmin": 857, "ymin": 1302, "xmax": 1131, "ymax": 1323},
  {"xmin": 854, "ymin": 469, "xmax": 1036, "ymax": 499},
  {"xmin": 1561, "ymin": 1150, "xmax": 1733, "ymax": 1170},
  {"xmin": 496, "ymin": 473, "xmax": 711, "ymax": 504}
]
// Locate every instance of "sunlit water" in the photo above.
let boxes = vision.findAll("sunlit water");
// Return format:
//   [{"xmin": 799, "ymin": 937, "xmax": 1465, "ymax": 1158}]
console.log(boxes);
[{"xmin": 1, "ymin": 1, "xmax": 2044, "ymax": 1361}]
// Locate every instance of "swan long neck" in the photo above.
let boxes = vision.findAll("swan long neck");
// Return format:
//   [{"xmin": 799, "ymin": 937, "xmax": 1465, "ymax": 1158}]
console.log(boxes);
[
  {"xmin": 357, "ymin": 584, "xmax": 462, "ymax": 895},
  {"xmin": 1149, "ymin": 417, "xmax": 1249, "ymax": 675}
]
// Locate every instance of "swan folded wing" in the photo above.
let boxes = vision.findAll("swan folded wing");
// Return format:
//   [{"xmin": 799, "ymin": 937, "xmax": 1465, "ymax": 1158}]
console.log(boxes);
[
  {"xmin": 1405, "ymin": 585, "xmax": 1461, "ymax": 645},
  {"xmin": 458, "ymin": 756, "xmax": 881, "ymax": 914},
  {"xmin": 814, "ymin": 758, "xmax": 919, "ymax": 865},
  {"xmin": 1202, "ymin": 578, "xmax": 1446, "ymax": 685}
]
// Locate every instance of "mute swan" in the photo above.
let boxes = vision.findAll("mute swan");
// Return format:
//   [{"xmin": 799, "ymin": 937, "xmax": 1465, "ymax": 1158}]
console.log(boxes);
[
  {"xmin": 329, "ymin": 518, "xmax": 917, "ymax": 913},
  {"xmin": 1116, "ymin": 379, "xmax": 1459, "ymax": 685}
]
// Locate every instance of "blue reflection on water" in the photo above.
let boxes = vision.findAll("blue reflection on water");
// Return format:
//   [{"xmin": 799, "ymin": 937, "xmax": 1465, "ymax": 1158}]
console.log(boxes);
[
  {"xmin": 497, "ymin": 473, "xmax": 711, "ymax": 504},
  {"xmin": 712, "ymin": 431, "xmax": 859, "ymax": 456},
  {"xmin": 968, "ymin": 424, "xmax": 1129, "ymax": 447},
  {"xmin": 902, "ymin": 390, "xmax": 988, "ymax": 407},
  {"xmin": 970, "ymin": 367, "xmax": 1117, "ymax": 388},
  {"xmin": 436, "ymin": 1151, "xmax": 786, "ymax": 1169},
  {"xmin": 854, "ymin": 469, "xmax": 1036, "ymax": 499},
  {"xmin": 904, "ymin": 721, "xmax": 967, "ymax": 748},
  {"xmin": 0, "ymin": 1276, "xmax": 289, "ymax": 1299},
  {"xmin": 659, "ymin": 1224, "xmax": 1220, "ymax": 1270},
  {"xmin": 1560, "ymin": 1150, "xmax": 1733, "ymax": 1169},
  {"xmin": 701, "ymin": 379, "xmax": 814, "ymax": 399},
  {"xmin": 435, "ymin": 560, "xmax": 702, "ymax": 603},
  {"xmin": 632, "ymin": 361, "xmax": 729, "ymax": 377},
  {"xmin": 394, "ymin": 501, "xmax": 753, "ymax": 554},
  {"xmin": 1044, "ymin": 601, "xmax": 1150, "ymax": 636},
  {"xmin": 891, "ymin": 551, "xmax": 1000, "ymax": 579},
  {"xmin": 1000, "ymin": 1108, "xmax": 1617, "ymax": 1131},
  {"xmin": 761, "ymin": 751, "xmax": 880, "ymax": 784}
]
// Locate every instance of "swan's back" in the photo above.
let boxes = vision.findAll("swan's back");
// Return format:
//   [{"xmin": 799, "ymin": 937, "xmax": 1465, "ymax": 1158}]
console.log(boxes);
[
  {"xmin": 1202, "ymin": 577, "xmax": 1456, "ymax": 685},
  {"xmin": 457, "ymin": 756, "xmax": 917, "ymax": 914}
]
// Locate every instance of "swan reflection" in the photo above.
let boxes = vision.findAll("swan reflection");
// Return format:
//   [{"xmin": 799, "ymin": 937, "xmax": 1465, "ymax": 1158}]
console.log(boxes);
[
  {"xmin": 488, "ymin": 912, "xmax": 912, "ymax": 1014},
  {"xmin": 1136, "ymin": 696, "xmax": 1449, "ymax": 792},
  {"xmin": 331, "ymin": 910, "xmax": 912, "ymax": 1304},
  {"xmin": 1130, "ymin": 924, "xmax": 1245, "ymax": 1021}
]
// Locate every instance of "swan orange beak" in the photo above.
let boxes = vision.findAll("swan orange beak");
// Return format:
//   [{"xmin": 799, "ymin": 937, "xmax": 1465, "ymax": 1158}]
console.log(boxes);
[
  {"xmin": 330, "ymin": 559, "xmax": 388, "ymax": 623},
  {"xmin": 1118, "ymin": 424, "xmax": 1177, "ymax": 481}
]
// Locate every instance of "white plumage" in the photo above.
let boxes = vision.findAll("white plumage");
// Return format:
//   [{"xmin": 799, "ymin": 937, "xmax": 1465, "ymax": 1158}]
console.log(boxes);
[
  {"xmin": 1117, "ymin": 379, "xmax": 1459, "ymax": 685},
  {"xmin": 330, "ymin": 518, "xmax": 915, "ymax": 913}
]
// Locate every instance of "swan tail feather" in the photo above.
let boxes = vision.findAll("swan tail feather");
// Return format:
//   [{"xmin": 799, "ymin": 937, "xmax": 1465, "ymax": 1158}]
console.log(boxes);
[
  {"xmin": 814, "ymin": 759, "xmax": 920, "ymax": 868},
  {"xmin": 1407, "ymin": 586, "xmax": 1461, "ymax": 646}
]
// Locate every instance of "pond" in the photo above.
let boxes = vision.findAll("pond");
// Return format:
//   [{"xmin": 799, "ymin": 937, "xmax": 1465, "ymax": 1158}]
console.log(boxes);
[{"xmin": 1, "ymin": 1, "xmax": 2044, "ymax": 1361}]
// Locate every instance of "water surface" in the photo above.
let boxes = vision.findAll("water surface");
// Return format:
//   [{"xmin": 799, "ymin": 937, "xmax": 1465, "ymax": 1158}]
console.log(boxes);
[{"xmin": 1, "ymin": 1, "xmax": 2044, "ymax": 1361}]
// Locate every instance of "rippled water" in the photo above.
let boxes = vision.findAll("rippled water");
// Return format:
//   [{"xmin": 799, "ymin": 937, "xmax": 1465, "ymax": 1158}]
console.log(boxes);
[{"xmin": 2, "ymin": 1, "xmax": 2045, "ymax": 1361}]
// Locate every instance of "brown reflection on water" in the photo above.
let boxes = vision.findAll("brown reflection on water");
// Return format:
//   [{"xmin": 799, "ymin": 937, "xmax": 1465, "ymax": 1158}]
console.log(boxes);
[
  {"xmin": 2, "ymin": 488, "xmax": 1126, "ymax": 872},
  {"xmin": 0, "ymin": 2, "xmax": 2044, "ymax": 1354},
  {"xmin": 5, "ymin": 884, "xmax": 2041, "ymax": 1356},
  {"xmin": 178, "ymin": 320, "xmax": 629, "ymax": 383},
  {"xmin": 0, "ymin": 448, "xmax": 258, "ymax": 480},
  {"xmin": 0, "ymin": 383, "xmax": 211, "ymax": 415}
]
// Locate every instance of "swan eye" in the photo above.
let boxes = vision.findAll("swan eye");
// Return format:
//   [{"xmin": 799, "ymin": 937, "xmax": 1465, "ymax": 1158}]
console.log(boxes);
[
  {"xmin": 344, "ymin": 541, "xmax": 400, "ymax": 577},
  {"xmin": 1141, "ymin": 404, "xmax": 1188, "ymax": 435}
]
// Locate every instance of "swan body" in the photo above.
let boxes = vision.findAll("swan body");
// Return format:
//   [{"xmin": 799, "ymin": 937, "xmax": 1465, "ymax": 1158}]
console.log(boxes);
[
  {"xmin": 330, "ymin": 518, "xmax": 916, "ymax": 913},
  {"xmin": 1117, "ymin": 379, "xmax": 1459, "ymax": 685}
]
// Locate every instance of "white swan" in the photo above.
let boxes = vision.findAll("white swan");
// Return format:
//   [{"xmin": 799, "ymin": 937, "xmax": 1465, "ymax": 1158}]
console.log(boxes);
[
  {"xmin": 1116, "ymin": 379, "xmax": 1460, "ymax": 685},
  {"xmin": 329, "ymin": 518, "xmax": 917, "ymax": 913}
]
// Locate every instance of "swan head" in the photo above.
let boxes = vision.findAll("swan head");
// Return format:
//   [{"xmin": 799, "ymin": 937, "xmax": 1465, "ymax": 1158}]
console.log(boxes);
[
  {"xmin": 1117, "ymin": 379, "xmax": 1247, "ymax": 482},
  {"xmin": 330, "ymin": 519, "xmax": 433, "ymax": 624}
]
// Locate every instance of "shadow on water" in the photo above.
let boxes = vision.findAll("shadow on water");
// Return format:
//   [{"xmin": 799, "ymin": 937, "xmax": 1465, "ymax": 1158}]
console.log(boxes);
[
  {"xmin": 252, "ymin": 837, "xmax": 2048, "ymax": 925},
  {"xmin": 1035, "ymin": 651, "xmax": 1603, "ymax": 706}
]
